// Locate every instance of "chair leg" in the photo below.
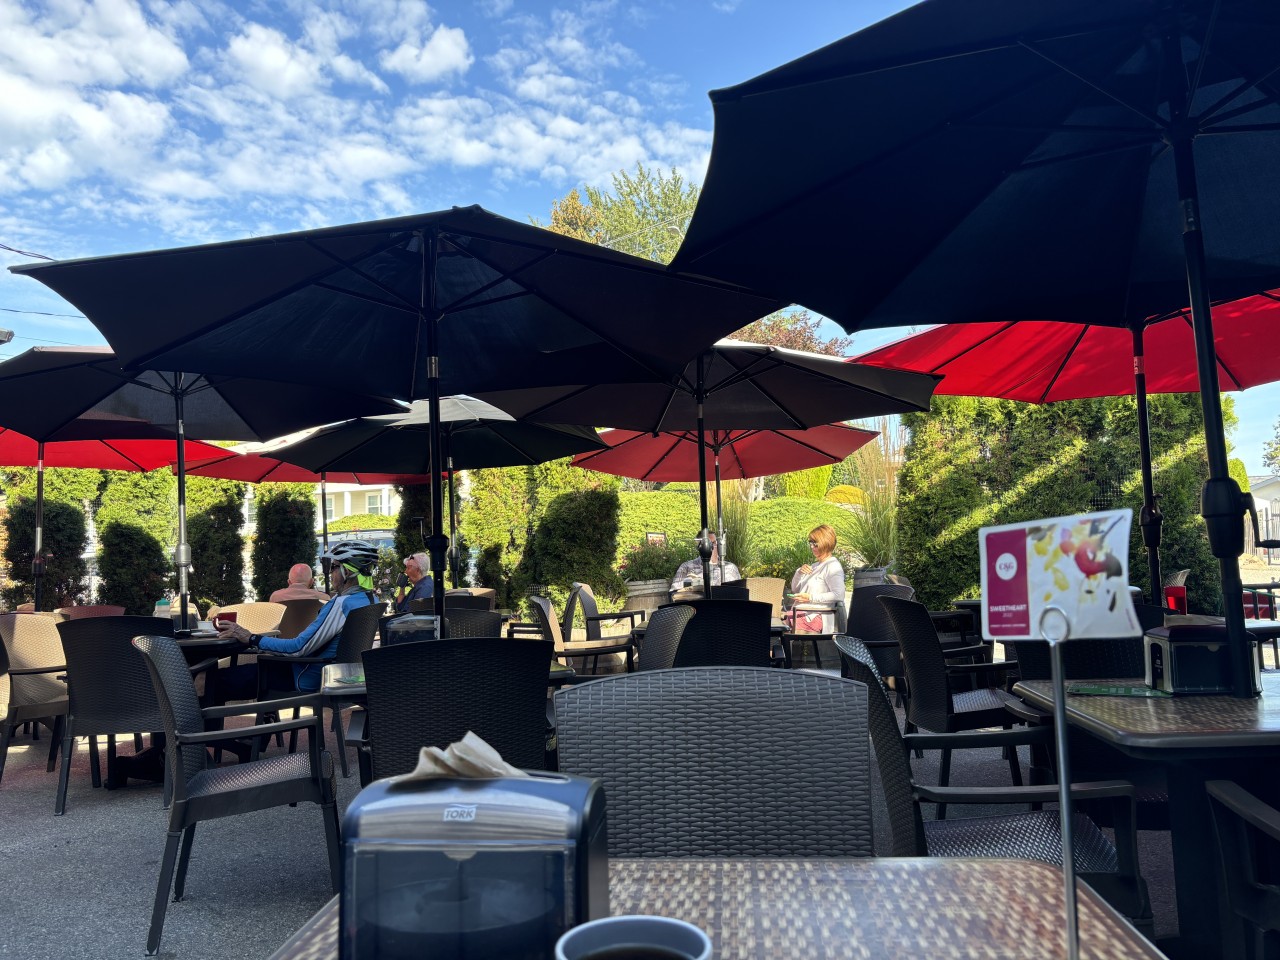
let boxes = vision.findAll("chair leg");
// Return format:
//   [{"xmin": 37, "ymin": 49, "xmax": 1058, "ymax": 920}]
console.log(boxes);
[
  {"xmin": 134, "ymin": 733, "xmax": 144, "ymax": 752},
  {"xmin": 322, "ymin": 797, "xmax": 342, "ymax": 893},
  {"xmin": 173, "ymin": 824, "xmax": 198, "ymax": 901},
  {"xmin": 56, "ymin": 719, "xmax": 75, "ymax": 816},
  {"xmin": 45, "ymin": 715, "xmax": 64, "ymax": 772},
  {"xmin": 288, "ymin": 706, "xmax": 301, "ymax": 755},
  {"xmin": 0, "ymin": 715, "xmax": 14, "ymax": 788},
  {"xmin": 88, "ymin": 735, "xmax": 102, "ymax": 788},
  {"xmin": 332, "ymin": 705, "xmax": 350, "ymax": 779},
  {"xmin": 1005, "ymin": 729, "xmax": 1023, "ymax": 787},
  {"xmin": 937, "ymin": 748, "xmax": 952, "ymax": 820},
  {"xmin": 146, "ymin": 829, "xmax": 183, "ymax": 956}
]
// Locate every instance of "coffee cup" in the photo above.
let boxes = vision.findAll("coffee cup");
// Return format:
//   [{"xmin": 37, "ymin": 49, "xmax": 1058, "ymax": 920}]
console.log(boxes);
[
  {"xmin": 555, "ymin": 915, "xmax": 711, "ymax": 960},
  {"xmin": 214, "ymin": 611, "xmax": 237, "ymax": 629}
]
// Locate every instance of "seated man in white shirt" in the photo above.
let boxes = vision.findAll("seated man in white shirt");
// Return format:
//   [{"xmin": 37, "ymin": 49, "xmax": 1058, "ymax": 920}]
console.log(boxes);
[{"xmin": 669, "ymin": 532, "xmax": 742, "ymax": 600}]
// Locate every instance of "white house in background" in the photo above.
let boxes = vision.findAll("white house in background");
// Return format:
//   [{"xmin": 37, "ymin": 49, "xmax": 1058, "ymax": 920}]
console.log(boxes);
[{"xmin": 1250, "ymin": 475, "xmax": 1280, "ymax": 545}]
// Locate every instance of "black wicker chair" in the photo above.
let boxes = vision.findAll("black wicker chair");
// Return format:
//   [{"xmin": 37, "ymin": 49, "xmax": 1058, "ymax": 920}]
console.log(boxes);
[
  {"xmin": 670, "ymin": 599, "xmax": 773, "ymax": 668},
  {"xmin": 835, "ymin": 636, "xmax": 1151, "ymax": 928},
  {"xmin": 440, "ymin": 608, "xmax": 504, "ymax": 639},
  {"xmin": 880, "ymin": 595, "xmax": 1025, "ymax": 817},
  {"xmin": 444, "ymin": 592, "xmax": 495, "ymax": 611},
  {"xmin": 1207, "ymin": 780, "xmax": 1280, "ymax": 956},
  {"xmin": 555, "ymin": 666, "xmax": 873, "ymax": 857},
  {"xmin": 132, "ymin": 634, "xmax": 340, "ymax": 956},
  {"xmin": 559, "ymin": 584, "xmax": 642, "ymax": 673},
  {"xmin": 54, "ymin": 616, "xmax": 181, "ymax": 815},
  {"xmin": 359, "ymin": 637, "xmax": 555, "ymax": 784},
  {"xmin": 635, "ymin": 604, "xmax": 697, "ymax": 672},
  {"xmin": 845, "ymin": 583, "xmax": 915, "ymax": 695},
  {"xmin": 0, "ymin": 612, "xmax": 68, "ymax": 788}
]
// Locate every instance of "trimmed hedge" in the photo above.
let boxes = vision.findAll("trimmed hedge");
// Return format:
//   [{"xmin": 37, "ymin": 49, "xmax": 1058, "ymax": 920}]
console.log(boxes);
[
  {"xmin": 251, "ymin": 484, "xmax": 316, "ymax": 601},
  {"xmin": 2, "ymin": 497, "xmax": 88, "ymax": 609},
  {"xmin": 615, "ymin": 491, "xmax": 699, "ymax": 562},
  {"xmin": 98, "ymin": 521, "xmax": 169, "ymax": 615}
]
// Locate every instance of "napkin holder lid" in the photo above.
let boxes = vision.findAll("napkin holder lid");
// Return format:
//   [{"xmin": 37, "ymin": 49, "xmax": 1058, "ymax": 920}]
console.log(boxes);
[{"xmin": 339, "ymin": 772, "xmax": 607, "ymax": 959}]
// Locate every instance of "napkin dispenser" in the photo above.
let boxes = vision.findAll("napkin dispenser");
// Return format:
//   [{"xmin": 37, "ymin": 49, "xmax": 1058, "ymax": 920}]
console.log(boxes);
[
  {"xmin": 383, "ymin": 614, "xmax": 441, "ymax": 645},
  {"xmin": 340, "ymin": 773, "xmax": 607, "ymax": 959},
  {"xmin": 1144, "ymin": 625, "xmax": 1260, "ymax": 694}
]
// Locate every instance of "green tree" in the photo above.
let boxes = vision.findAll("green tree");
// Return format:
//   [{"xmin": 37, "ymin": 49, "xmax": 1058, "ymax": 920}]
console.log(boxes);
[
  {"xmin": 734, "ymin": 308, "xmax": 853, "ymax": 356},
  {"xmin": 1264, "ymin": 414, "xmax": 1280, "ymax": 473},
  {"xmin": 2, "ymin": 466, "xmax": 104, "ymax": 507},
  {"xmin": 251, "ymin": 484, "xmax": 315, "ymax": 600},
  {"xmin": 896, "ymin": 394, "xmax": 1221, "ymax": 612},
  {"xmin": 97, "ymin": 471, "xmax": 177, "ymax": 549},
  {"xmin": 186, "ymin": 476, "xmax": 246, "ymax": 610},
  {"xmin": 393, "ymin": 484, "xmax": 433, "ymax": 560},
  {"xmin": 781, "ymin": 465, "xmax": 833, "ymax": 500},
  {"xmin": 2, "ymin": 498, "xmax": 88, "ymax": 609},
  {"xmin": 98, "ymin": 521, "xmax": 169, "ymax": 615}
]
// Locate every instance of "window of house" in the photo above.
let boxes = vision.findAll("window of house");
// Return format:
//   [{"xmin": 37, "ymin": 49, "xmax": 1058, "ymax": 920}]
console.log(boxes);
[
  {"xmin": 324, "ymin": 494, "xmax": 334, "ymax": 521},
  {"xmin": 367, "ymin": 493, "xmax": 381, "ymax": 514}
]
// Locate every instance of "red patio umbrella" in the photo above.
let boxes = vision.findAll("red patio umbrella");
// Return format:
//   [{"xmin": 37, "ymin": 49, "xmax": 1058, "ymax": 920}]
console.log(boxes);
[
  {"xmin": 571, "ymin": 423, "xmax": 878, "ymax": 575},
  {"xmin": 852, "ymin": 290, "xmax": 1280, "ymax": 601},
  {"xmin": 0, "ymin": 428, "xmax": 226, "ymax": 608}
]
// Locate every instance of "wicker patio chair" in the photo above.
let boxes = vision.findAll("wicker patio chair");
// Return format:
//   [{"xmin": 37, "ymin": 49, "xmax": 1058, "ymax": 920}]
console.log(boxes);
[
  {"xmin": 670, "ymin": 598, "xmax": 773, "ymax": 667},
  {"xmin": 561, "ymin": 582, "xmax": 644, "ymax": 673},
  {"xmin": 634, "ymin": 603, "xmax": 697, "ymax": 672},
  {"xmin": 1207, "ymin": 780, "xmax": 1280, "ymax": 955},
  {"xmin": 0, "ymin": 612, "xmax": 68, "ymax": 788},
  {"xmin": 275, "ymin": 598, "xmax": 325, "ymax": 640},
  {"xmin": 440, "ymin": 608, "xmax": 504, "ymax": 639},
  {"xmin": 132, "ymin": 634, "xmax": 340, "ymax": 957},
  {"xmin": 444, "ymin": 592, "xmax": 495, "ymax": 611},
  {"xmin": 359, "ymin": 637, "xmax": 554, "ymax": 784},
  {"xmin": 845, "ymin": 583, "xmax": 915, "ymax": 695},
  {"xmin": 528, "ymin": 595, "xmax": 635, "ymax": 674},
  {"xmin": 745, "ymin": 577, "xmax": 786, "ymax": 618},
  {"xmin": 554, "ymin": 666, "xmax": 873, "ymax": 857},
  {"xmin": 836, "ymin": 636, "xmax": 1151, "ymax": 928},
  {"xmin": 879, "ymin": 595, "xmax": 1024, "ymax": 817},
  {"xmin": 210, "ymin": 601, "xmax": 285, "ymax": 634},
  {"xmin": 54, "ymin": 616, "xmax": 177, "ymax": 815},
  {"xmin": 54, "ymin": 604, "xmax": 126, "ymax": 620}
]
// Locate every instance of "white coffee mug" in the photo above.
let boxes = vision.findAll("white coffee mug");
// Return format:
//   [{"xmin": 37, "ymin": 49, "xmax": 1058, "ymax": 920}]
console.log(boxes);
[{"xmin": 555, "ymin": 914, "xmax": 712, "ymax": 960}]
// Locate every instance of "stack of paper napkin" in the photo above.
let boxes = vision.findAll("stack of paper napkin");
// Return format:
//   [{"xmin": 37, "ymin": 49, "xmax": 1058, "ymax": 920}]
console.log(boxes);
[{"xmin": 394, "ymin": 731, "xmax": 531, "ymax": 783}]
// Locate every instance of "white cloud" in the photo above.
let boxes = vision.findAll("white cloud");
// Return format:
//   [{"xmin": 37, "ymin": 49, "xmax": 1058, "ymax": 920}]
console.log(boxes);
[
  {"xmin": 225, "ymin": 23, "xmax": 325, "ymax": 99},
  {"xmin": 381, "ymin": 24, "xmax": 473, "ymax": 83}
]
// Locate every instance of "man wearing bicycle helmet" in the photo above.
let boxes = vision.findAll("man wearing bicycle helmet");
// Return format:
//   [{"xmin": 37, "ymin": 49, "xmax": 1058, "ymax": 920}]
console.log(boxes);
[{"xmin": 212, "ymin": 538, "xmax": 380, "ymax": 696}]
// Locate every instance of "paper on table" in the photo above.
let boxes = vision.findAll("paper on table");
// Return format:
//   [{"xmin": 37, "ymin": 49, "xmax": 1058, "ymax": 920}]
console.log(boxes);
[{"xmin": 393, "ymin": 731, "xmax": 530, "ymax": 784}]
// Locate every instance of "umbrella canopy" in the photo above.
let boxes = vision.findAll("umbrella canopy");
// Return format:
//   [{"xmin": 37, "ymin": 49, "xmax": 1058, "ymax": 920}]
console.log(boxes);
[
  {"xmin": 674, "ymin": 0, "xmax": 1280, "ymax": 697},
  {"xmin": 0, "ymin": 426, "xmax": 227, "ymax": 609},
  {"xmin": 0, "ymin": 345, "xmax": 401, "ymax": 618},
  {"xmin": 571, "ymin": 424, "xmax": 878, "ymax": 483},
  {"xmin": 479, "ymin": 341, "xmax": 938, "ymax": 589},
  {"xmin": 10, "ymin": 206, "xmax": 781, "ymax": 615},
  {"xmin": 270, "ymin": 398, "xmax": 607, "ymax": 587},
  {"xmin": 182, "ymin": 450, "xmax": 425, "ymax": 487},
  {"xmin": 272, "ymin": 398, "xmax": 606, "ymax": 476},
  {"xmin": 571, "ymin": 423, "xmax": 878, "ymax": 575}
]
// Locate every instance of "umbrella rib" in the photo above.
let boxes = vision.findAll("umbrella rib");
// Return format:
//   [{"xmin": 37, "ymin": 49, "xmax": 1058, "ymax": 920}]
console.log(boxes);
[
  {"xmin": 1016, "ymin": 39, "xmax": 1164, "ymax": 128},
  {"xmin": 311, "ymin": 280, "xmax": 419, "ymax": 316},
  {"xmin": 96, "ymin": 440, "xmax": 149, "ymax": 471},
  {"xmin": 1038, "ymin": 326, "xmax": 1091, "ymax": 404},
  {"xmin": 127, "ymin": 234, "xmax": 411, "ymax": 369},
  {"xmin": 1187, "ymin": 0, "xmax": 1222, "ymax": 102},
  {"xmin": 434, "ymin": 244, "xmax": 555, "ymax": 314},
  {"xmin": 1171, "ymin": 311, "xmax": 1242, "ymax": 390},
  {"xmin": 643, "ymin": 434, "xmax": 687, "ymax": 482},
  {"xmin": 924, "ymin": 321, "xmax": 1019, "ymax": 376}
]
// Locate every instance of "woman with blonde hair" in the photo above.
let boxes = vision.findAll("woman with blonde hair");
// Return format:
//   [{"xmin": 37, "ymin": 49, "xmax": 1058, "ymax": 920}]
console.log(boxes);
[{"xmin": 788, "ymin": 524, "xmax": 846, "ymax": 634}]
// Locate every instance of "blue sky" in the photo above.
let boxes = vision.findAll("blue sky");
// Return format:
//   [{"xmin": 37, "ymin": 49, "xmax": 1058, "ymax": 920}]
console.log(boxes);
[{"xmin": 1, "ymin": 0, "xmax": 1275, "ymax": 473}]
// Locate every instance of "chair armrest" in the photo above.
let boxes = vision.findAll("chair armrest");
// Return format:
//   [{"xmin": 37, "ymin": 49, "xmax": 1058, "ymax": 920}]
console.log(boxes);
[
  {"xmin": 187, "ymin": 657, "xmax": 221, "ymax": 676},
  {"xmin": 915, "ymin": 779, "xmax": 1135, "ymax": 806},
  {"xmin": 1207, "ymin": 780, "xmax": 1280, "ymax": 841},
  {"xmin": 585, "ymin": 609, "xmax": 645, "ymax": 627},
  {"xmin": 940, "ymin": 643, "xmax": 994, "ymax": 660},
  {"xmin": 8, "ymin": 664, "xmax": 67, "ymax": 676},
  {"xmin": 253, "ymin": 651, "xmax": 331, "ymax": 665},
  {"xmin": 201, "ymin": 692, "xmax": 325, "ymax": 719},
  {"xmin": 175, "ymin": 715, "xmax": 322, "ymax": 745},
  {"xmin": 944, "ymin": 659, "xmax": 1017, "ymax": 676},
  {"xmin": 507, "ymin": 623, "xmax": 543, "ymax": 639},
  {"xmin": 1005, "ymin": 700, "xmax": 1054, "ymax": 724},
  {"xmin": 905, "ymin": 725, "xmax": 1052, "ymax": 751}
]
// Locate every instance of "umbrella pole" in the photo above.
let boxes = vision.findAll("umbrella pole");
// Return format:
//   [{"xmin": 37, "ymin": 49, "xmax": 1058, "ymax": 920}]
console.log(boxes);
[
  {"xmin": 1131, "ymin": 326, "xmax": 1164, "ymax": 605},
  {"xmin": 447, "ymin": 456, "xmax": 460, "ymax": 589},
  {"xmin": 33, "ymin": 441, "xmax": 45, "ymax": 611},
  {"xmin": 173, "ymin": 386, "xmax": 191, "ymax": 630},
  {"xmin": 1167, "ymin": 40, "xmax": 1255, "ymax": 697},
  {"xmin": 421, "ymin": 231, "xmax": 448, "ymax": 620},
  {"xmin": 714, "ymin": 446, "xmax": 726, "ymax": 583},
  {"xmin": 695, "ymin": 354, "xmax": 714, "ymax": 595},
  {"xmin": 320, "ymin": 472, "xmax": 330, "ymax": 594}
]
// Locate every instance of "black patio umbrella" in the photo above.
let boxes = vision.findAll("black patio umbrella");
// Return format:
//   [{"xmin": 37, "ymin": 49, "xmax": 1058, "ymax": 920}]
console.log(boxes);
[
  {"xmin": 270, "ymin": 398, "xmax": 607, "ymax": 586},
  {"xmin": 672, "ymin": 0, "xmax": 1280, "ymax": 697},
  {"xmin": 0, "ymin": 346, "xmax": 400, "ymax": 621},
  {"xmin": 10, "ymin": 206, "xmax": 781, "ymax": 616},
  {"xmin": 477, "ymin": 340, "xmax": 939, "ymax": 591}
]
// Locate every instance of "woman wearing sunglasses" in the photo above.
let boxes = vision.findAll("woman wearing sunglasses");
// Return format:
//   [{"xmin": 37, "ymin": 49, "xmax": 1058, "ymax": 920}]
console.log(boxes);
[{"xmin": 787, "ymin": 524, "xmax": 845, "ymax": 634}]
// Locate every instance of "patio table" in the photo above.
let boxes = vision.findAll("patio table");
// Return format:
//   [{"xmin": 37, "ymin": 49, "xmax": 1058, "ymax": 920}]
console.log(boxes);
[
  {"xmin": 267, "ymin": 857, "xmax": 1164, "ymax": 959},
  {"xmin": 1014, "ymin": 671, "xmax": 1280, "ymax": 960}
]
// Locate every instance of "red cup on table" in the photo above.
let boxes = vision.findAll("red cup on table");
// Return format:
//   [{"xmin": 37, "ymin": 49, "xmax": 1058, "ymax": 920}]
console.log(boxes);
[{"xmin": 214, "ymin": 611, "xmax": 238, "ymax": 630}]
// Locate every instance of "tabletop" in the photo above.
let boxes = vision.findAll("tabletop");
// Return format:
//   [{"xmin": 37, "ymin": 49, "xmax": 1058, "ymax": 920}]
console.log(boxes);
[
  {"xmin": 1014, "ymin": 671, "xmax": 1280, "ymax": 754},
  {"xmin": 320, "ymin": 659, "xmax": 575, "ymax": 697},
  {"xmin": 267, "ymin": 857, "xmax": 1164, "ymax": 960}
]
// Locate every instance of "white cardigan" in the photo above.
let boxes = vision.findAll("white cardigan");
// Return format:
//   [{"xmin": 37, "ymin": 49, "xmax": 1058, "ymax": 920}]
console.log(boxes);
[{"xmin": 789, "ymin": 556, "xmax": 846, "ymax": 634}]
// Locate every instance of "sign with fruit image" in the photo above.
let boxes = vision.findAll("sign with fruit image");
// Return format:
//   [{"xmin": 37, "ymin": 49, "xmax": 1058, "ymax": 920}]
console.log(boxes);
[{"xmin": 979, "ymin": 510, "xmax": 1141, "ymax": 641}]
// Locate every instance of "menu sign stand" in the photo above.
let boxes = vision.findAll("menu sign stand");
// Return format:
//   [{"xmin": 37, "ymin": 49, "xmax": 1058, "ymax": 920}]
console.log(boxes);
[{"xmin": 980, "ymin": 509, "xmax": 1141, "ymax": 960}]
